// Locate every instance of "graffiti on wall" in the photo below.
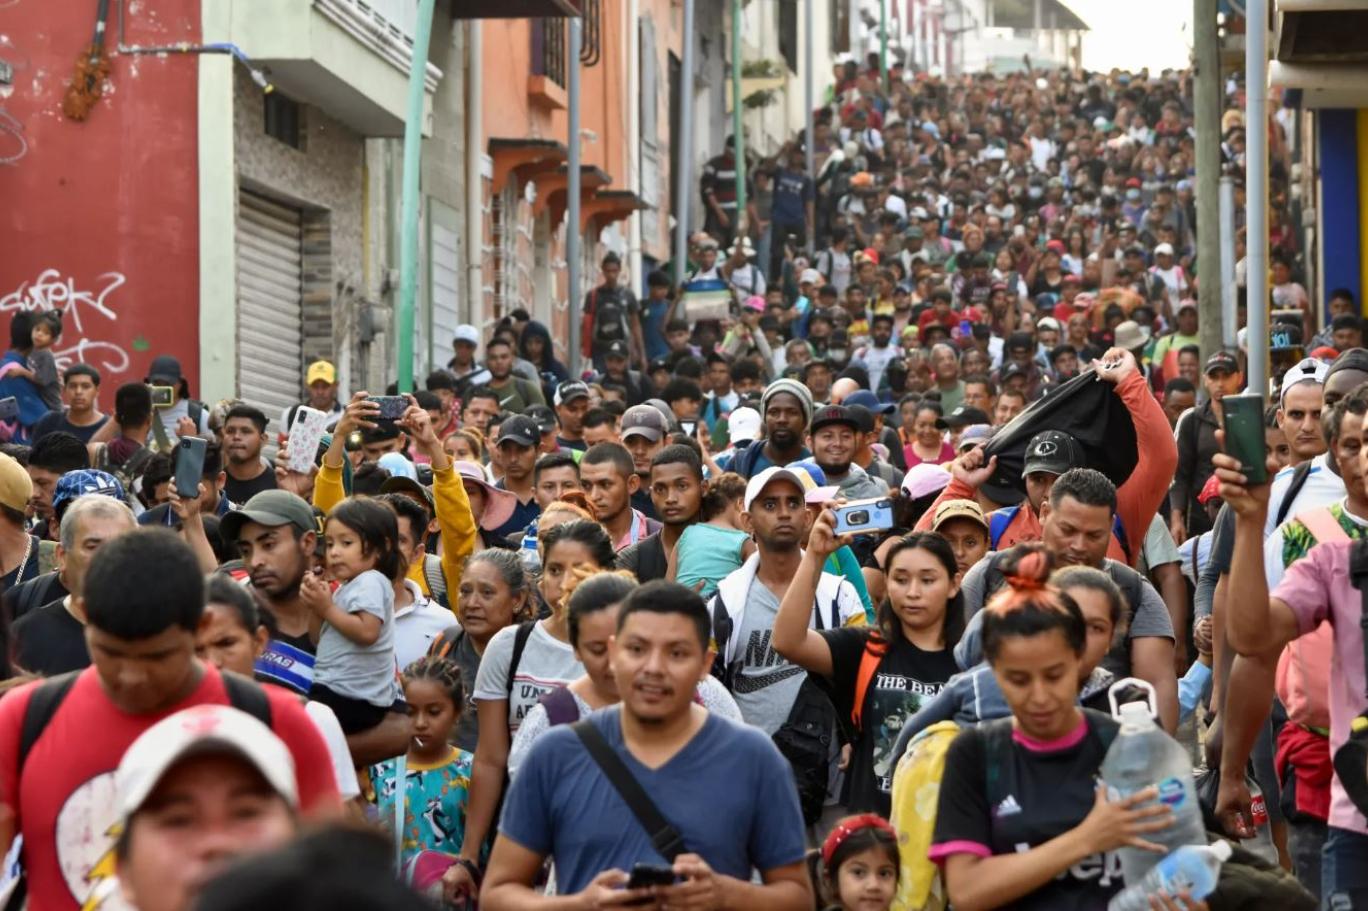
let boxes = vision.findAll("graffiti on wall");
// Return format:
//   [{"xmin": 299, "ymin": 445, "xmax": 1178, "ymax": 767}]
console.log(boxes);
[{"xmin": 0, "ymin": 268, "xmax": 136, "ymax": 375}]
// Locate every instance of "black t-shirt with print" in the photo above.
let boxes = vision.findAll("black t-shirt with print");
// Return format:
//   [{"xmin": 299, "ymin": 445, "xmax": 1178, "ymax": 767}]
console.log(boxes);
[
  {"xmin": 224, "ymin": 465, "xmax": 278, "ymax": 506},
  {"xmin": 932, "ymin": 709, "xmax": 1122, "ymax": 910},
  {"xmin": 824, "ymin": 627, "xmax": 958, "ymax": 815}
]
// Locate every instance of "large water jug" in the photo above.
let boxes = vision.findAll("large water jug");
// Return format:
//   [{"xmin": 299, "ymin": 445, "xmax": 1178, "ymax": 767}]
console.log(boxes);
[
  {"xmin": 1107, "ymin": 841, "xmax": 1232, "ymax": 910},
  {"xmin": 1100, "ymin": 679, "xmax": 1208, "ymax": 884}
]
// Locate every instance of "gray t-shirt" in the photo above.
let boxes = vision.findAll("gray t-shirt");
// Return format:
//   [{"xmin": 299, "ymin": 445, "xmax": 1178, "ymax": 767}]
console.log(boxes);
[
  {"xmin": 473, "ymin": 620, "xmax": 583, "ymax": 734},
  {"xmin": 955, "ymin": 553, "xmax": 1174, "ymax": 671},
  {"xmin": 731, "ymin": 580, "xmax": 806, "ymax": 735},
  {"xmin": 313, "ymin": 569, "xmax": 401, "ymax": 707}
]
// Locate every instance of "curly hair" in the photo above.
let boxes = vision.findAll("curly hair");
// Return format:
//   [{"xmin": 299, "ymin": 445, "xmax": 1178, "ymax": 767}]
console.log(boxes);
[{"xmin": 699, "ymin": 472, "xmax": 748, "ymax": 522}]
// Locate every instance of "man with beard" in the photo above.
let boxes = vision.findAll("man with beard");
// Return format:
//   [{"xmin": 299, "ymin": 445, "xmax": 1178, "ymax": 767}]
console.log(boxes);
[
  {"xmin": 224, "ymin": 489, "xmax": 407, "ymax": 763},
  {"xmin": 807, "ymin": 405, "xmax": 888, "ymax": 499},
  {"xmin": 853, "ymin": 314, "xmax": 899, "ymax": 393},
  {"xmin": 955, "ymin": 469, "xmax": 1178, "ymax": 731},
  {"xmin": 720, "ymin": 379, "xmax": 814, "ymax": 479},
  {"xmin": 617, "ymin": 444, "xmax": 704, "ymax": 583},
  {"xmin": 485, "ymin": 337, "xmax": 545, "ymax": 414},
  {"xmin": 221, "ymin": 405, "xmax": 277, "ymax": 504}
]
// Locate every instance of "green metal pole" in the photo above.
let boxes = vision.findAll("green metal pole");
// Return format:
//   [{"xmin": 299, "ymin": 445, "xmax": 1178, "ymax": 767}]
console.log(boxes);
[
  {"xmin": 396, "ymin": 0, "xmax": 437, "ymax": 393},
  {"xmin": 879, "ymin": 0, "xmax": 888, "ymax": 91},
  {"xmin": 731, "ymin": 0, "xmax": 746, "ymax": 243}
]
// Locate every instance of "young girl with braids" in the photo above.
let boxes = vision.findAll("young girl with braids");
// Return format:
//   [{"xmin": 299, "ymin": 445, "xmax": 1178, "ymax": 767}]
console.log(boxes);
[
  {"xmin": 371, "ymin": 655, "xmax": 474, "ymax": 866},
  {"xmin": 775, "ymin": 514, "xmax": 962, "ymax": 816},
  {"xmin": 930, "ymin": 544, "xmax": 1207, "ymax": 911}
]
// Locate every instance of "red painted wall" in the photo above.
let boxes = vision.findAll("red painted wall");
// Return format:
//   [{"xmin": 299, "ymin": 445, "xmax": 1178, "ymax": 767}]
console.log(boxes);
[{"xmin": 0, "ymin": 0, "xmax": 201, "ymax": 397}]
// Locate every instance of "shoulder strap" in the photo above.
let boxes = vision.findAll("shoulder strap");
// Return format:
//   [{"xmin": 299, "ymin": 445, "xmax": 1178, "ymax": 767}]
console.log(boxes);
[
  {"xmin": 188, "ymin": 401, "xmax": 204, "ymax": 428},
  {"xmin": 572, "ymin": 719, "xmax": 687, "ymax": 861},
  {"xmin": 423, "ymin": 554, "xmax": 449, "ymax": 608},
  {"xmin": 987, "ymin": 505, "xmax": 1021, "ymax": 551},
  {"xmin": 506, "ymin": 620, "xmax": 537, "ymax": 700},
  {"xmin": 36, "ymin": 540, "xmax": 57, "ymax": 577},
  {"xmin": 18, "ymin": 671, "xmax": 81, "ymax": 778},
  {"xmin": 540, "ymin": 686, "xmax": 582, "ymax": 727},
  {"xmin": 1107, "ymin": 562, "xmax": 1146, "ymax": 622},
  {"xmin": 850, "ymin": 634, "xmax": 889, "ymax": 731},
  {"xmin": 1111, "ymin": 515, "xmax": 1132, "ymax": 564},
  {"xmin": 1275, "ymin": 460, "xmax": 1315, "ymax": 527},
  {"xmin": 222, "ymin": 670, "xmax": 273, "ymax": 727}
]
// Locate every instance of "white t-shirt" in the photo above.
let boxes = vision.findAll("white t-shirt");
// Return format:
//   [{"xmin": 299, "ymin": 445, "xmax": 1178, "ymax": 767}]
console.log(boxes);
[
  {"xmin": 1264, "ymin": 452, "xmax": 1346, "ymax": 538},
  {"xmin": 393, "ymin": 581, "xmax": 454, "ymax": 669},
  {"xmin": 472, "ymin": 620, "xmax": 583, "ymax": 734}
]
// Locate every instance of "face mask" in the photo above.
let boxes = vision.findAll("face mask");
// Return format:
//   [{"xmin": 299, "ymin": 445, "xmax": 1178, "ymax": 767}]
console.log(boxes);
[
  {"xmin": 828, "ymin": 348, "xmax": 848, "ymax": 363},
  {"xmin": 1028, "ymin": 187, "xmax": 1044, "ymax": 200},
  {"xmin": 1126, "ymin": 189, "xmax": 1141, "ymax": 201}
]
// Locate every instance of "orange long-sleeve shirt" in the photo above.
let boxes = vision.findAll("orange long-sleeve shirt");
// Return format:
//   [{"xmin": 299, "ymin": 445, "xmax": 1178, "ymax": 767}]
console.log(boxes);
[{"xmin": 915, "ymin": 371, "xmax": 1177, "ymax": 567}]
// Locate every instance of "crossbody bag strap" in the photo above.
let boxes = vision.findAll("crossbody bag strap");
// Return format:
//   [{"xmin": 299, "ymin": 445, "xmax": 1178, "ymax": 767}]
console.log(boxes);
[
  {"xmin": 1350, "ymin": 539, "xmax": 1368, "ymax": 702},
  {"xmin": 572, "ymin": 719, "xmax": 686, "ymax": 861}
]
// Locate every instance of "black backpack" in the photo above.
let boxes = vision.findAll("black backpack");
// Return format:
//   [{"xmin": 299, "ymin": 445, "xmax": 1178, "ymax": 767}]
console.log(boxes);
[{"xmin": 590, "ymin": 288, "xmax": 628, "ymax": 344}]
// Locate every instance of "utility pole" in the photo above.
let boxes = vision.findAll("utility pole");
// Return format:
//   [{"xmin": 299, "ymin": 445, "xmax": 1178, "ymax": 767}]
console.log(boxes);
[
  {"xmin": 880, "ymin": 0, "xmax": 889, "ymax": 91},
  {"xmin": 672, "ymin": 0, "xmax": 696, "ymax": 287},
  {"xmin": 804, "ymin": 0, "xmax": 815, "ymax": 256},
  {"xmin": 567, "ymin": 17, "xmax": 583, "ymax": 376},
  {"xmin": 396, "ymin": 0, "xmax": 436, "ymax": 392},
  {"xmin": 1220, "ymin": 176, "xmax": 1238, "ymax": 350},
  {"xmin": 731, "ymin": 0, "xmax": 746, "ymax": 242},
  {"xmin": 1246, "ymin": 0, "xmax": 1269, "ymax": 394},
  {"xmin": 1193, "ymin": 0, "xmax": 1223, "ymax": 361}
]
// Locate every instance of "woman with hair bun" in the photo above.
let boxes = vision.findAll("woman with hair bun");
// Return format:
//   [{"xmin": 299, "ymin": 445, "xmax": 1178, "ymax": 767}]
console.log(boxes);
[{"xmin": 929, "ymin": 544, "xmax": 1207, "ymax": 911}]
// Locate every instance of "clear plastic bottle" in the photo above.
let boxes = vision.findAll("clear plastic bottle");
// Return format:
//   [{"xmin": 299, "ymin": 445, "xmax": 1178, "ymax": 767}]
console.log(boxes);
[
  {"xmin": 1101, "ymin": 687, "xmax": 1208, "ymax": 884},
  {"xmin": 519, "ymin": 522, "xmax": 540, "ymax": 573},
  {"xmin": 1107, "ymin": 841, "xmax": 1233, "ymax": 911}
]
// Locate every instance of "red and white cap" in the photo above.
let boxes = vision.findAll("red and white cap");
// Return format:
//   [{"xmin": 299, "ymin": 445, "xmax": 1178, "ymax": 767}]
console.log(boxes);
[{"xmin": 116, "ymin": 704, "xmax": 297, "ymax": 820}]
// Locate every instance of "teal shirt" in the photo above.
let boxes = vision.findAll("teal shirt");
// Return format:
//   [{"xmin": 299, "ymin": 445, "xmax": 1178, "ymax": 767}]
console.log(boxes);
[
  {"xmin": 676, "ymin": 523, "xmax": 751, "ymax": 600},
  {"xmin": 372, "ymin": 748, "xmax": 474, "ymax": 863},
  {"xmin": 828, "ymin": 545, "xmax": 874, "ymax": 622}
]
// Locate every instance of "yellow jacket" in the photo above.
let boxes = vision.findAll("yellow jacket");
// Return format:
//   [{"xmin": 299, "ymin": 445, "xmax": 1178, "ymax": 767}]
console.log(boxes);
[{"xmin": 313, "ymin": 461, "xmax": 477, "ymax": 612}]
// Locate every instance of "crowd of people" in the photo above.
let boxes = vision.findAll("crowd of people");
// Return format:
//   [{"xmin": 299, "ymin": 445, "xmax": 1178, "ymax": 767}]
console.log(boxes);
[{"xmin": 0, "ymin": 52, "xmax": 1354, "ymax": 911}]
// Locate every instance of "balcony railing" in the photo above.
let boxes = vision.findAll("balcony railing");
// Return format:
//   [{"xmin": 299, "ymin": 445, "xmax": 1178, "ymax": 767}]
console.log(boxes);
[{"xmin": 531, "ymin": 19, "xmax": 567, "ymax": 88}]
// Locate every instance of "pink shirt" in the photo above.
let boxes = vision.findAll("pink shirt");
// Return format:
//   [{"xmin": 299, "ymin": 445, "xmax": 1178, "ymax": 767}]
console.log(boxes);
[{"xmin": 1272, "ymin": 540, "xmax": 1368, "ymax": 833}]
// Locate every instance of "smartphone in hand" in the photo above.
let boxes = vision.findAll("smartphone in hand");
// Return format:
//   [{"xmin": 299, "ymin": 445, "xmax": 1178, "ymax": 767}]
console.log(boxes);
[
  {"xmin": 1220, "ymin": 392, "xmax": 1268, "ymax": 485},
  {"xmin": 174, "ymin": 437, "xmax": 208, "ymax": 500}
]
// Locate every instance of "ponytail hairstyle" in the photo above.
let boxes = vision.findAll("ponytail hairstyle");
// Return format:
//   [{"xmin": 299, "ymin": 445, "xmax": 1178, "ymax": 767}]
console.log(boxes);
[
  {"xmin": 878, "ymin": 532, "xmax": 965, "ymax": 647},
  {"xmin": 981, "ymin": 543, "xmax": 1087, "ymax": 662},
  {"xmin": 699, "ymin": 471, "xmax": 748, "ymax": 522}
]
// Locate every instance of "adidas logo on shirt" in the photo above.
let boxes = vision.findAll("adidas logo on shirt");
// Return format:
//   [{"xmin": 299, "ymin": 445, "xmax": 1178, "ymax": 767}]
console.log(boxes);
[{"xmin": 994, "ymin": 794, "xmax": 1022, "ymax": 817}]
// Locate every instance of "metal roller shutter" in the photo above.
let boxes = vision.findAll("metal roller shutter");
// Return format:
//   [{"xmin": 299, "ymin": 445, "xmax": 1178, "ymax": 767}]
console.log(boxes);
[{"xmin": 236, "ymin": 191, "xmax": 305, "ymax": 432}]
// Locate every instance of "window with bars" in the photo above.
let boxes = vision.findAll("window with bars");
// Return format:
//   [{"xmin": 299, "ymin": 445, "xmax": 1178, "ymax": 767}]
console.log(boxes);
[
  {"xmin": 491, "ymin": 182, "xmax": 519, "ymax": 319},
  {"xmin": 531, "ymin": 19, "xmax": 567, "ymax": 88}
]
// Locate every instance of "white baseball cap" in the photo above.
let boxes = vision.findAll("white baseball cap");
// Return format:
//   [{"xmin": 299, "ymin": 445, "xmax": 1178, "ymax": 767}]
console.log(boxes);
[
  {"xmin": 116, "ymin": 705, "xmax": 298, "ymax": 821},
  {"xmin": 727, "ymin": 407, "xmax": 762, "ymax": 445},
  {"xmin": 453, "ymin": 324, "xmax": 480, "ymax": 346},
  {"xmin": 799, "ymin": 268, "xmax": 822, "ymax": 286},
  {"xmin": 1153, "ymin": 242, "xmax": 1175, "ymax": 257},
  {"xmin": 743, "ymin": 466, "xmax": 812, "ymax": 512},
  {"xmin": 1280, "ymin": 356, "xmax": 1330, "ymax": 405}
]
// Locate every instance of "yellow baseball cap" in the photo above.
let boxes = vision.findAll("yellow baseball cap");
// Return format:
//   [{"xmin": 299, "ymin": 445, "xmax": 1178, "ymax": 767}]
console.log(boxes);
[
  {"xmin": 305, "ymin": 360, "xmax": 336, "ymax": 385},
  {"xmin": 931, "ymin": 498, "xmax": 988, "ymax": 533},
  {"xmin": 0, "ymin": 453, "xmax": 32, "ymax": 514}
]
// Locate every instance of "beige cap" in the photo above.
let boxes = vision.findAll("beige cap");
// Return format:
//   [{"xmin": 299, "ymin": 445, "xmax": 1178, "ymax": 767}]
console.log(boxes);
[
  {"xmin": 0, "ymin": 453, "xmax": 32, "ymax": 513},
  {"xmin": 931, "ymin": 498, "xmax": 988, "ymax": 533}
]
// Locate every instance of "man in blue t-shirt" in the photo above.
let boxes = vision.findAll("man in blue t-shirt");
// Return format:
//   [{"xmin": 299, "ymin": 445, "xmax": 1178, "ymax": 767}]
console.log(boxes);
[{"xmin": 474, "ymin": 581, "xmax": 811, "ymax": 911}]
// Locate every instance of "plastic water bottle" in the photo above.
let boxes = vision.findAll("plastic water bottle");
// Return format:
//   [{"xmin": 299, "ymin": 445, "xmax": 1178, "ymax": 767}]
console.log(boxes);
[
  {"xmin": 520, "ymin": 522, "xmax": 540, "ymax": 573},
  {"xmin": 1107, "ymin": 841, "xmax": 1232, "ymax": 910},
  {"xmin": 1100, "ymin": 680, "xmax": 1208, "ymax": 884}
]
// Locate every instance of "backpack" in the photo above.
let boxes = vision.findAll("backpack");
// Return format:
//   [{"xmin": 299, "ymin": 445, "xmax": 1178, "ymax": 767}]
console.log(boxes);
[
  {"xmin": 422, "ymin": 554, "xmax": 449, "ymax": 609},
  {"xmin": 589, "ymin": 288, "xmax": 629, "ymax": 345},
  {"xmin": 93, "ymin": 443, "xmax": 156, "ymax": 504},
  {"xmin": 987, "ymin": 503, "xmax": 1132, "ymax": 565},
  {"xmin": 711, "ymin": 589, "xmax": 845, "ymax": 826},
  {"xmin": 505, "ymin": 620, "xmax": 537, "ymax": 700}
]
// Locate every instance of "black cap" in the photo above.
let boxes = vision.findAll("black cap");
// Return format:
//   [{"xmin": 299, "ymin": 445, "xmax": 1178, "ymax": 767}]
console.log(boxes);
[
  {"xmin": 525, "ymin": 405, "xmax": 557, "ymax": 434},
  {"xmin": 1022, "ymin": 430, "xmax": 1086, "ymax": 477},
  {"xmin": 809, "ymin": 405, "xmax": 860, "ymax": 433},
  {"xmin": 605, "ymin": 340, "xmax": 630, "ymax": 359},
  {"xmin": 845, "ymin": 404, "xmax": 876, "ymax": 434},
  {"xmin": 1328, "ymin": 347, "xmax": 1368, "ymax": 380},
  {"xmin": 554, "ymin": 380, "xmax": 591, "ymax": 406},
  {"xmin": 1000, "ymin": 362, "xmax": 1029, "ymax": 382},
  {"xmin": 938, "ymin": 406, "xmax": 991, "ymax": 430},
  {"xmin": 147, "ymin": 354, "xmax": 184, "ymax": 383},
  {"xmin": 1204, "ymin": 351, "xmax": 1239, "ymax": 376},
  {"xmin": 497, "ymin": 415, "xmax": 541, "ymax": 448}
]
